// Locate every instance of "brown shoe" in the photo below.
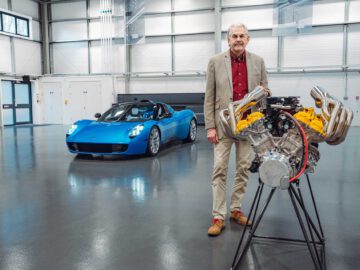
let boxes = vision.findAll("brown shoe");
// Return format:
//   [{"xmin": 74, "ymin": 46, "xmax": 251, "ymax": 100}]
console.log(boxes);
[
  {"xmin": 208, "ymin": 219, "xmax": 225, "ymax": 236},
  {"xmin": 230, "ymin": 210, "xmax": 252, "ymax": 226}
]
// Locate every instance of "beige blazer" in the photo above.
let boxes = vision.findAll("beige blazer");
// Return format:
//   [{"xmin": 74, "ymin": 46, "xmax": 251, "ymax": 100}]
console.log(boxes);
[{"xmin": 204, "ymin": 50, "xmax": 268, "ymax": 139}]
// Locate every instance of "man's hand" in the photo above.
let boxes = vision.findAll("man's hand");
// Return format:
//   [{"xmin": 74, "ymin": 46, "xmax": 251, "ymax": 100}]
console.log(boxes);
[
  {"xmin": 207, "ymin": 128, "xmax": 219, "ymax": 144},
  {"xmin": 264, "ymin": 87, "xmax": 272, "ymax": 96}
]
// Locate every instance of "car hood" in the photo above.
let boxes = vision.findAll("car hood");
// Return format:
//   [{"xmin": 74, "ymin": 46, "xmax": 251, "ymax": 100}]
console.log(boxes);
[{"xmin": 70, "ymin": 121, "xmax": 143, "ymax": 143}]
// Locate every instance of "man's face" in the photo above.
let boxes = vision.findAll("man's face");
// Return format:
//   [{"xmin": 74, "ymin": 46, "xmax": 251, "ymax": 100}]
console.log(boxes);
[{"xmin": 228, "ymin": 27, "xmax": 250, "ymax": 55}]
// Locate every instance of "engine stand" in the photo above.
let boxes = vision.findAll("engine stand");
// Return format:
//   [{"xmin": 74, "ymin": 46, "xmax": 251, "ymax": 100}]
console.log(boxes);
[{"xmin": 230, "ymin": 174, "xmax": 326, "ymax": 270}]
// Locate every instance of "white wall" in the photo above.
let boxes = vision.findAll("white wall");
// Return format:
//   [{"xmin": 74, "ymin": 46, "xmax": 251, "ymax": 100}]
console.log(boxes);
[
  {"xmin": 39, "ymin": 0, "xmax": 360, "ymax": 127},
  {"xmin": 0, "ymin": 0, "xmax": 41, "ymax": 76},
  {"xmin": 14, "ymin": 39, "xmax": 42, "ymax": 75},
  {"xmin": 0, "ymin": 36, "xmax": 12, "ymax": 73},
  {"xmin": 52, "ymin": 42, "xmax": 89, "ymax": 74},
  {"xmin": 12, "ymin": 0, "xmax": 39, "ymax": 20},
  {"xmin": 37, "ymin": 76, "xmax": 114, "ymax": 124},
  {"xmin": 0, "ymin": 0, "xmax": 8, "ymax": 9}
]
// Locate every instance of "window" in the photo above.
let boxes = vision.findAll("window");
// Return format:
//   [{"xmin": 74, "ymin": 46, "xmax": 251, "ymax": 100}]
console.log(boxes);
[
  {"xmin": 0, "ymin": 10, "xmax": 31, "ymax": 38},
  {"xmin": 2, "ymin": 13, "xmax": 16, "ymax": 34},
  {"xmin": 16, "ymin": 18, "xmax": 29, "ymax": 37}
]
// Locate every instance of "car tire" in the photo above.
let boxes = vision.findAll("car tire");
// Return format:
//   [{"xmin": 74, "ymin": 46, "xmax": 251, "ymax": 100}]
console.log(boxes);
[
  {"xmin": 147, "ymin": 126, "xmax": 161, "ymax": 156},
  {"xmin": 183, "ymin": 118, "xmax": 197, "ymax": 143}
]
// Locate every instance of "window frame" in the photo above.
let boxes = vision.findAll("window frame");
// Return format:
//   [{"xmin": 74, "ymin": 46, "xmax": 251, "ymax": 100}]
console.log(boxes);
[{"xmin": 0, "ymin": 8, "xmax": 32, "ymax": 39}]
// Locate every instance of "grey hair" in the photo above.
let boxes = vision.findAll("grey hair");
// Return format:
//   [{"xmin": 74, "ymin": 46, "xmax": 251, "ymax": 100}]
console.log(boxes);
[{"xmin": 227, "ymin": 23, "xmax": 249, "ymax": 38}]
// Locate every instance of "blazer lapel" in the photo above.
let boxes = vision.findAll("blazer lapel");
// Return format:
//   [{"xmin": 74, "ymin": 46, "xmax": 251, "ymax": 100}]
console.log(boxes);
[
  {"xmin": 224, "ymin": 50, "xmax": 233, "ymax": 93},
  {"xmin": 246, "ymin": 50, "xmax": 254, "ymax": 92}
]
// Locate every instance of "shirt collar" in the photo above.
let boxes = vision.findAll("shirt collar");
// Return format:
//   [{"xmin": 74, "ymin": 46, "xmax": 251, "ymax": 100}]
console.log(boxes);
[{"xmin": 230, "ymin": 50, "xmax": 246, "ymax": 63}]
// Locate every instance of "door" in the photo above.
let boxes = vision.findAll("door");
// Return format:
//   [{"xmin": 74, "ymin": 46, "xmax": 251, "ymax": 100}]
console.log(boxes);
[
  {"xmin": 1, "ymin": 81, "xmax": 14, "ymax": 125},
  {"xmin": 14, "ymin": 83, "xmax": 32, "ymax": 124},
  {"xmin": 43, "ymin": 82, "xmax": 63, "ymax": 124},
  {"xmin": 65, "ymin": 81, "xmax": 102, "ymax": 123},
  {"xmin": 1, "ymin": 81, "xmax": 32, "ymax": 126}
]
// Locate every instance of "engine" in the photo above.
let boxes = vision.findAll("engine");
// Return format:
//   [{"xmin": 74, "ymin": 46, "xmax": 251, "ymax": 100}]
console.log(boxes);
[{"xmin": 219, "ymin": 86, "xmax": 353, "ymax": 189}]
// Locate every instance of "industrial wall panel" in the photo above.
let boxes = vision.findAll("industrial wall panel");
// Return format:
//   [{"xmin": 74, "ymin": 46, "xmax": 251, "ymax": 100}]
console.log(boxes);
[
  {"xmin": 283, "ymin": 26, "xmax": 343, "ymax": 68},
  {"xmin": 32, "ymin": 20, "xmax": 41, "ymax": 42},
  {"xmin": 112, "ymin": 0, "xmax": 125, "ymax": 16},
  {"xmin": 174, "ymin": 11, "xmax": 214, "ymax": 34},
  {"xmin": 89, "ymin": 18, "xmax": 125, "ymax": 39},
  {"xmin": 90, "ymin": 41, "xmax": 101, "ymax": 73},
  {"xmin": 346, "ymin": 72, "xmax": 360, "ymax": 126},
  {"xmin": 90, "ymin": 41, "xmax": 102, "ymax": 73},
  {"xmin": 90, "ymin": 41, "xmax": 124, "ymax": 74},
  {"xmin": 0, "ymin": 0, "xmax": 8, "ymax": 9},
  {"xmin": 12, "ymin": 0, "xmax": 39, "ymax": 20},
  {"xmin": 349, "ymin": 0, "xmax": 360, "ymax": 22},
  {"xmin": 113, "ymin": 17, "xmax": 125, "ymax": 38},
  {"xmin": 129, "ymin": 77, "xmax": 206, "ymax": 93},
  {"xmin": 174, "ymin": 34, "xmax": 214, "ymax": 71},
  {"xmin": 14, "ymin": 39, "xmax": 41, "ymax": 75},
  {"xmin": 312, "ymin": 0, "xmax": 345, "ymax": 25},
  {"xmin": 145, "ymin": 14, "xmax": 171, "ymax": 36},
  {"xmin": 89, "ymin": 0, "xmax": 124, "ymax": 17},
  {"xmin": 131, "ymin": 37, "xmax": 171, "ymax": 73},
  {"xmin": 51, "ymin": 1, "xmax": 86, "ymax": 20},
  {"xmin": 89, "ymin": 20, "xmax": 101, "ymax": 39},
  {"xmin": 348, "ymin": 25, "xmax": 360, "ymax": 66},
  {"xmin": 222, "ymin": 0, "xmax": 274, "ymax": 7},
  {"xmin": 53, "ymin": 42, "xmax": 89, "ymax": 74},
  {"xmin": 89, "ymin": 0, "xmax": 100, "ymax": 17},
  {"xmin": 221, "ymin": 30, "xmax": 278, "ymax": 69},
  {"xmin": 52, "ymin": 21, "xmax": 87, "ymax": 42},
  {"xmin": 145, "ymin": 0, "xmax": 171, "ymax": 12},
  {"xmin": 174, "ymin": 0, "xmax": 214, "ymax": 10},
  {"xmin": 222, "ymin": 6, "xmax": 274, "ymax": 30},
  {"xmin": 112, "ymin": 41, "xmax": 125, "ymax": 74},
  {"xmin": 0, "ymin": 35, "xmax": 12, "ymax": 73},
  {"xmin": 268, "ymin": 73, "xmax": 346, "ymax": 108}
]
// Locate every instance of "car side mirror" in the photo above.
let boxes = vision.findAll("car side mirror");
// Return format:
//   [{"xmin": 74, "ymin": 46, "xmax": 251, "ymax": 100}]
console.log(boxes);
[
  {"xmin": 164, "ymin": 112, "xmax": 172, "ymax": 118},
  {"xmin": 95, "ymin": 113, "xmax": 101, "ymax": 118}
]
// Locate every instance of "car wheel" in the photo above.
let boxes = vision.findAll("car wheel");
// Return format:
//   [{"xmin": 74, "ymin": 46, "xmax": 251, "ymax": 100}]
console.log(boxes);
[
  {"xmin": 147, "ymin": 126, "xmax": 161, "ymax": 156},
  {"xmin": 184, "ymin": 118, "xmax": 197, "ymax": 143}
]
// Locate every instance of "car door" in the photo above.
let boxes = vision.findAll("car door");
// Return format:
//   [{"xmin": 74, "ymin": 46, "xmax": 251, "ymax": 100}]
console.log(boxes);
[{"xmin": 156, "ymin": 103, "xmax": 176, "ymax": 142}]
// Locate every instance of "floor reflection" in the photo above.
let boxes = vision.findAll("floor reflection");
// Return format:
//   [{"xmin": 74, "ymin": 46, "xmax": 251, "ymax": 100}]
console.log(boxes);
[{"xmin": 67, "ymin": 142, "xmax": 198, "ymax": 203}]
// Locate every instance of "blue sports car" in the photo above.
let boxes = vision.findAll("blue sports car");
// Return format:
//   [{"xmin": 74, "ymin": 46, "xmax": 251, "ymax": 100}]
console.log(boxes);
[{"xmin": 66, "ymin": 100, "xmax": 197, "ymax": 156}]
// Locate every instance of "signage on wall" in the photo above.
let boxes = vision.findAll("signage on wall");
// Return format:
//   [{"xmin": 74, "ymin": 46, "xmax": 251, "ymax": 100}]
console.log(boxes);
[{"xmin": 272, "ymin": 0, "xmax": 313, "ymax": 36}]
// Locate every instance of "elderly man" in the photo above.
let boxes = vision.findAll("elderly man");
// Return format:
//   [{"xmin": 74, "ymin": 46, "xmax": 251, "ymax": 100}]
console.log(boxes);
[{"xmin": 204, "ymin": 23, "xmax": 269, "ymax": 236}]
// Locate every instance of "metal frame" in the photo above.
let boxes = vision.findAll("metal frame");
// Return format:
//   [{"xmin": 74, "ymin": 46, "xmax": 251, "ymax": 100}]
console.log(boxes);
[
  {"xmin": 44, "ymin": 0, "xmax": 360, "ymax": 80},
  {"xmin": 231, "ymin": 174, "xmax": 326, "ymax": 270},
  {"xmin": 1, "ymin": 80, "xmax": 33, "ymax": 126}
]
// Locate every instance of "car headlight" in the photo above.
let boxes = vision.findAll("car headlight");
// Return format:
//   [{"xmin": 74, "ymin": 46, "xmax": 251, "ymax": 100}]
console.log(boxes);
[
  {"xmin": 67, "ymin": 124, "xmax": 78, "ymax": 135},
  {"xmin": 129, "ymin": 125, "xmax": 144, "ymax": 138}
]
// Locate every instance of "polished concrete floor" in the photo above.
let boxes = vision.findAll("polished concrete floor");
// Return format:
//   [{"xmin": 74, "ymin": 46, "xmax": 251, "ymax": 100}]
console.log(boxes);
[{"xmin": 0, "ymin": 125, "xmax": 359, "ymax": 270}]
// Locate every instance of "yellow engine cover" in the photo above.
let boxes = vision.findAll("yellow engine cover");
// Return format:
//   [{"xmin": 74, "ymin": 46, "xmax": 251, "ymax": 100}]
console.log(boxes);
[
  {"xmin": 236, "ymin": 112, "xmax": 265, "ymax": 133},
  {"xmin": 294, "ymin": 108, "xmax": 326, "ymax": 136}
]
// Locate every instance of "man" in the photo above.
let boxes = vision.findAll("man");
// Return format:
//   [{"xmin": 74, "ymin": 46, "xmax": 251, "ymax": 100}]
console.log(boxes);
[{"xmin": 204, "ymin": 23, "xmax": 269, "ymax": 236}]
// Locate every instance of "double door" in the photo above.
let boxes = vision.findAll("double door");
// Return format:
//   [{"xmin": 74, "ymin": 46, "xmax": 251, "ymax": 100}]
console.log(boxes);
[{"xmin": 1, "ymin": 81, "xmax": 32, "ymax": 126}]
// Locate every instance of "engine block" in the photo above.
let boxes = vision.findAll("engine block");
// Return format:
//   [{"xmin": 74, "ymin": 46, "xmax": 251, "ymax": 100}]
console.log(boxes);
[{"xmin": 219, "ymin": 86, "xmax": 353, "ymax": 189}]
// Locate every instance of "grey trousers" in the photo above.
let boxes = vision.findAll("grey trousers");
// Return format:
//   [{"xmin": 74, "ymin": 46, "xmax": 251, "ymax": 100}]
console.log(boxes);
[{"xmin": 212, "ymin": 137, "xmax": 251, "ymax": 220}]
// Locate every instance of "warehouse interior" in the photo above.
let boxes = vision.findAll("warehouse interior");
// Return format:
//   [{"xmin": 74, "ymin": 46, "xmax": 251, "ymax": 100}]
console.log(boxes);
[{"xmin": 0, "ymin": 0, "xmax": 359, "ymax": 269}]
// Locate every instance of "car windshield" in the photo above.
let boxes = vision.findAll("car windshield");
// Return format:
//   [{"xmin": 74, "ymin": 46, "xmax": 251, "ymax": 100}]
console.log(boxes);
[{"xmin": 98, "ymin": 103, "xmax": 156, "ymax": 122}]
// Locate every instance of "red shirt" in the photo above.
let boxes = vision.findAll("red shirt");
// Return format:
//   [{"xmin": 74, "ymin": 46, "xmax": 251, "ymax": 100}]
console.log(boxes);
[{"xmin": 230, "ymin": 50, "xmax": 248, "ymax": 102}]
